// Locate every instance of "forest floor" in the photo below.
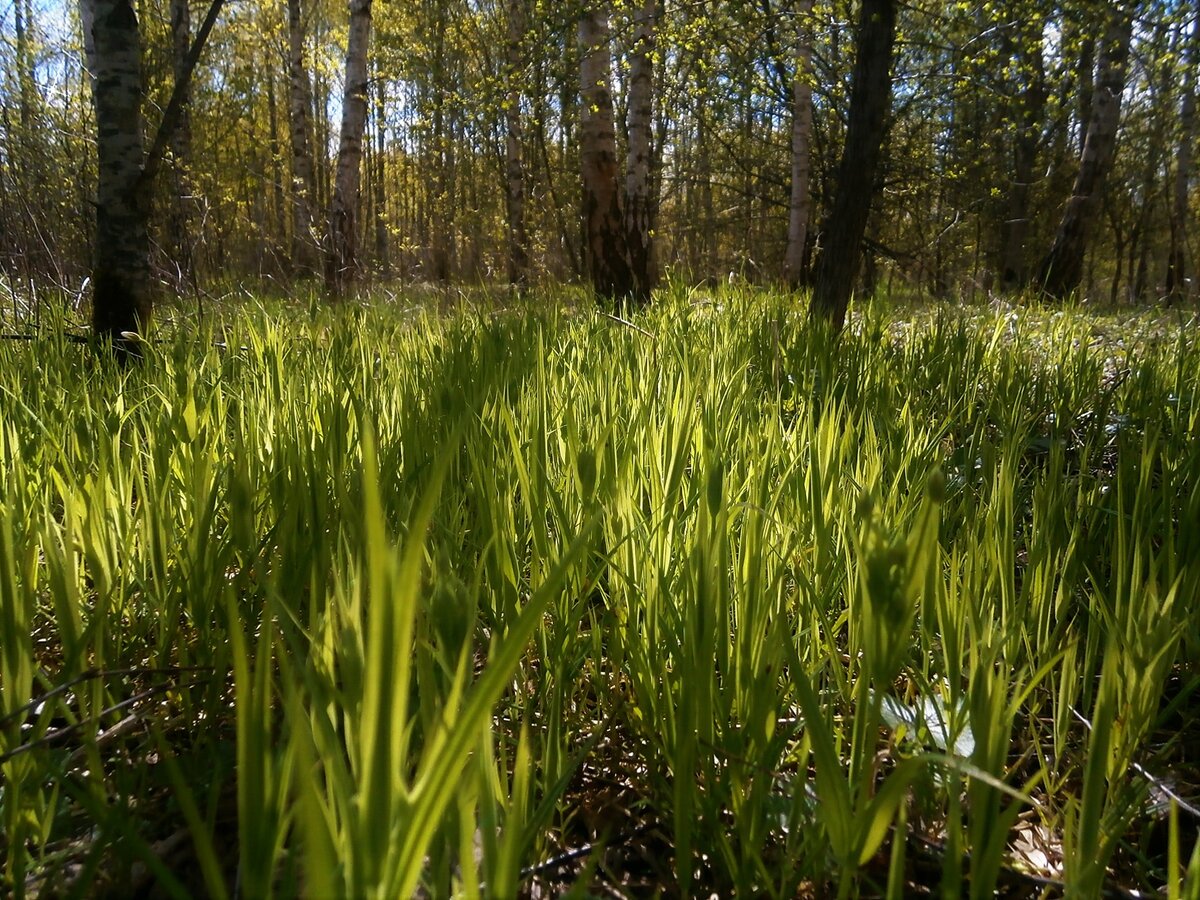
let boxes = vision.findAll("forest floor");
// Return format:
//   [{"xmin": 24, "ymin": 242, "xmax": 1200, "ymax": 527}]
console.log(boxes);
[{"xmin": 1, "ymin": 285, "xmax": 1199, "ymax": 897}]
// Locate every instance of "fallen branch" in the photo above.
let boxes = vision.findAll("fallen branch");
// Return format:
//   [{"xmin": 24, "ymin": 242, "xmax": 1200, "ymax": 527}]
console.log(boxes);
[
  {"xmin": 599, "ymin": 311, "xmax": 657, "ymax": 340},
  {"xmin": 1073, "ymin": 707, "xmax": 1200, "ymax": 821},
  {"xmin": 0, "ymin": 677, "xmax": 211, "ymax": 765}
]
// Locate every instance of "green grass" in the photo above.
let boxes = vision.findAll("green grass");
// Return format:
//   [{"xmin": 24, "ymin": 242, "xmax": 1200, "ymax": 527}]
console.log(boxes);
[{"xmin": 2, "ymin": 285, "xmax": 1199, "ymax": 897}]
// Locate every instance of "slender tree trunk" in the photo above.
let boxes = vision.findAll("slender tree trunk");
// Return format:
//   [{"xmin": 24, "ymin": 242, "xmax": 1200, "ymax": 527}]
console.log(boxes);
[
  {"xmin": 15, "ymin": 0, "xmax": 36, "ymax": 158},
  {"xmin": 80, "ymin": 1, "xmax": 97, "ymax": 81},
  {"xmin": 373, "ymin": 65, "xmax": 390, "ymax": 277},
  {"xmin": 1133, "ymin": 222, "xmax": 1149, "ymax": 301},
  {"xmin": 1166, "ymin": 1, "xmax": 1199, "ymax": 304},
  {"xmin": 167, "ymin": 0, "xmax": 193, "ymax": 289},
  {"xmin": 325, "ymin": 0, "xmax": 373, "ymax": 297},
  {"xmin": 429, "ymin": 17, "xmax": 451, "ymax": 282},
  {"xmin": 82, "ymin": 0, "xmax": 152, "ymax": 348},
  {"xmin": 1108, "ymin": 211, "xmax": 1125, "ymax": 305},
  {"xmin": 1037, "ymin": 3, "xmax": 1134, "ymax": 300},
  {"xmin": 287, "ymin": 0, "xmax": 319, "ymax": 275},
  {"xmin": 624, "ymin": 0, "xmax": 659, "ymax": 305},
  {"xmin": 314, "ymin": 65, "xmax": 331, "ymax": 216},
  {"xmin": 13, "ymin": 0, "xmax": 41, "ymax": 273},
  {"xmin": 1076, "ymin": 35, "xmax": 1096, "ymax": 155},
  {"xmin": 739, "ymin": 88, "xmax": 754, "ymax": 271},
  {"xmin": 579, "ymin": 3, "xmax": 633, "ymax": 302},
  {"xmin": 698, "ymin": 113, "xmax": 715, "ymax": 277},
  {"xmin": 267, "ymin": 71, "xmax": 288, "ymax": 270},
  {"xmin": 809, "ymin": 0, "xmax": 898, "ymax": 329},
  {"xmin": 784, "ymin": 0, "xmax": 815, "ymax": 287},
  {"xmin": 1000, "ymin": 25, "xmax": 1047, "ymax": 291},
  {"xmin": 505, "ymin": 0, "xmax": 530, "ymax": 286}
]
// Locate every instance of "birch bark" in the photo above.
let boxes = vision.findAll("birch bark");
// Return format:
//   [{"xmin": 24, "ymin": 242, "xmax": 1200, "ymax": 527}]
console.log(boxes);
[
  {"xmin": 1037, "ymin": 3, "xmax": 1134, "ymax": 300},
  {"xmin": 288, "ymin": 0, "xmax": 320, "ymax": 274},
  {"xmin": 579, "ymin": 3, "xmax": 633, "ymax": 302},
  {"xmin": 81, "ymin": 0, "xmax": 152, "ymax": 347},
  {"xmin": 325, "ymin": 0, "xmax": 373, "ymax": 297},
  {"xmin": 809, "ymin": 0, "xmax": 897, "ymax": 329}
]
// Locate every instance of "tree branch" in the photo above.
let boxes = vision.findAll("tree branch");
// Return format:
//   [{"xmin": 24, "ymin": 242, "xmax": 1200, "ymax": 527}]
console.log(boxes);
[{"xmin": 138, "ymin": 0, "xmax": 228, "ymax": 193}]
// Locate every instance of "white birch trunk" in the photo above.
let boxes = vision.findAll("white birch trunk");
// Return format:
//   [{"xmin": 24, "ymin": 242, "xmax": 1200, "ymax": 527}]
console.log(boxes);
[
  {"xmin": 579, "ymin": 3, "xmax": 632, "ymax": 301},
  {"xmin": 326, "ymin": 0, "xmax": 373, "ymax": 296},
  {"xmin": 1038, "ymin": 2, "xmax": 1134, "ymax": 299},
  {"xmin": 79, "ymin": 0, "xmax": 152, "ymax": 348},
  {"xmin": 288, "ymin": 0, "xmax": 320, "ymax": 274}
]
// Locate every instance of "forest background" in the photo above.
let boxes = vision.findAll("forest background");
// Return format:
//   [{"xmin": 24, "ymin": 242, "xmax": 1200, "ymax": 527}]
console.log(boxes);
[{"xmin": 0, "ymin": 0, "xmax": 1196, "ymax": 314}]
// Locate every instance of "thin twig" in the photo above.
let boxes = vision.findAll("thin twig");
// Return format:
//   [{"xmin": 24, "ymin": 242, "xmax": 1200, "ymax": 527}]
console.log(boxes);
[
  {"xmin": 0, "ymin": 666, "xmax": 215, "ymax": 730},
  {"xmin": 138, "ymin": 0, "xmax": 230, "ymax": 191},
  {"xmin": 0, "ymin": 332, "xmax": 254, "ymax": 352},
  {"xmin": 0, "ymin": 678, "xmax": 210, "ymax": 765},
  {"xmin": 65, "ymin": 712, "xmax": 168, "ymax": 765},
  {"xmin": 1072, "ymin": 708, "xmax": 1200, "ymax": 821},
  {"xmin": 0, "ymin": 332, "xmax": 89, "ymax": 343},
  {"xmin": 519, "ymin": 823, "xmax": 656, "ymax": 881},
  {"xmin": 599, "ymin": 311, "xmax": 657, "ymax": 340}
]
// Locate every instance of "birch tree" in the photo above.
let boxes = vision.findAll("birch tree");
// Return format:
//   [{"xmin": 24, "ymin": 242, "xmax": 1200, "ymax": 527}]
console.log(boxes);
[
  {"xmin": 579, "ymin": 2, "xmax": 633, "ymax": 302},
  {"xmin": 288, "ymin": 0, "xmax": 320, "ymax": 275},
  {"xmin": 81, "ymin": 0, "xmax": 151, "ymax": 350},
  {"xmin": 79, "ymin": 0, "xmax": 226, "ymax": 352},
  {"xmin": 809, "ymin": 0, "xmax": 897, "ymax": 329},
  {"xmin": 1036, "ymin": 1, "xmax": 1135, "ymax": 300},
  {"xmin": 326, "ymin": 0, "xmax": 373, "ymax": 297}
]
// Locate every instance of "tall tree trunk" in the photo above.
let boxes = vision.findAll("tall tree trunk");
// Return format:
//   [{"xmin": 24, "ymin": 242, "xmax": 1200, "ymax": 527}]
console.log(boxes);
[
  {"xmin": 13, "ymin": 0, "xmax": 41, "ymax": 274},
  {"xmin": 784, "ymin": 0, "xmax": 815, "ymax": 287},
  {"xmin": 167, "ymin": 0, "xmax": 193, "ymax": 289},
  {"xmin": 624, "ymin": 0, "xmax": 659, "ymax": 305},
  {"xmin": 1166, "ymin": 1, "xmax": 1199, "ymax": 304},
  {"xmin": 504, "ymin": 0, "xmax": 529, "ymax": 286},
  {"xmin": 809, "ymin": 0, "xmax": 898, "ymax": 329},
  {"xmin": 1037, "ymin": 3, "xmax": 1134, "ymax": 300},
  {"xmin": 14, "ymin": 0, "xmax": 36, "ymax": 154},
  {"xmin": 429, "ymin": 14, "xmax": 451, "ymax": 282},
  {"xmin": 314, "ymin": 63, "xmax": 332, "ymax": 217},
  {"xmin": 287, "ymin": 0, "xmax": 320, "ymax": 275},
  {"xmin": 325, "ymin": 0, "xmax": 373, "ymax": 297},
  {"xmin": 429, "ymin": 9, "xmax": 451, "ymax": 282},
  {"xmin": 579, "ymin": 3, "xmax": 633, "ymax": 303},
  {"xmin": 698, "ymin": 113, "xmax": 715, "ymax": 276},
  {"xmin": 1075, "ymin": 34, "xmax": 1096, "ymax": 155},
  {"xmin": 373, "ymin": 64, "xmax": 390, "ymax": 277},
  {"xmin": 81, "ymin": 0, "xmax": 152, "ymax": 348},
  {"xmin": 1000, "ymin": 23, "xmax": 1047, "ymax": 292},
  {"xmin": 267, "ymin": 70, "xmax": 288, "ymax": 270}
]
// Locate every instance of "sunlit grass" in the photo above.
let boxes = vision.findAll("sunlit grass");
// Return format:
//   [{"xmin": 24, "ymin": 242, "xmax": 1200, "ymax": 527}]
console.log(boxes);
[{"xmin": 1, "ymin": 285, "xmax": 1199, "ymax": 896}]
